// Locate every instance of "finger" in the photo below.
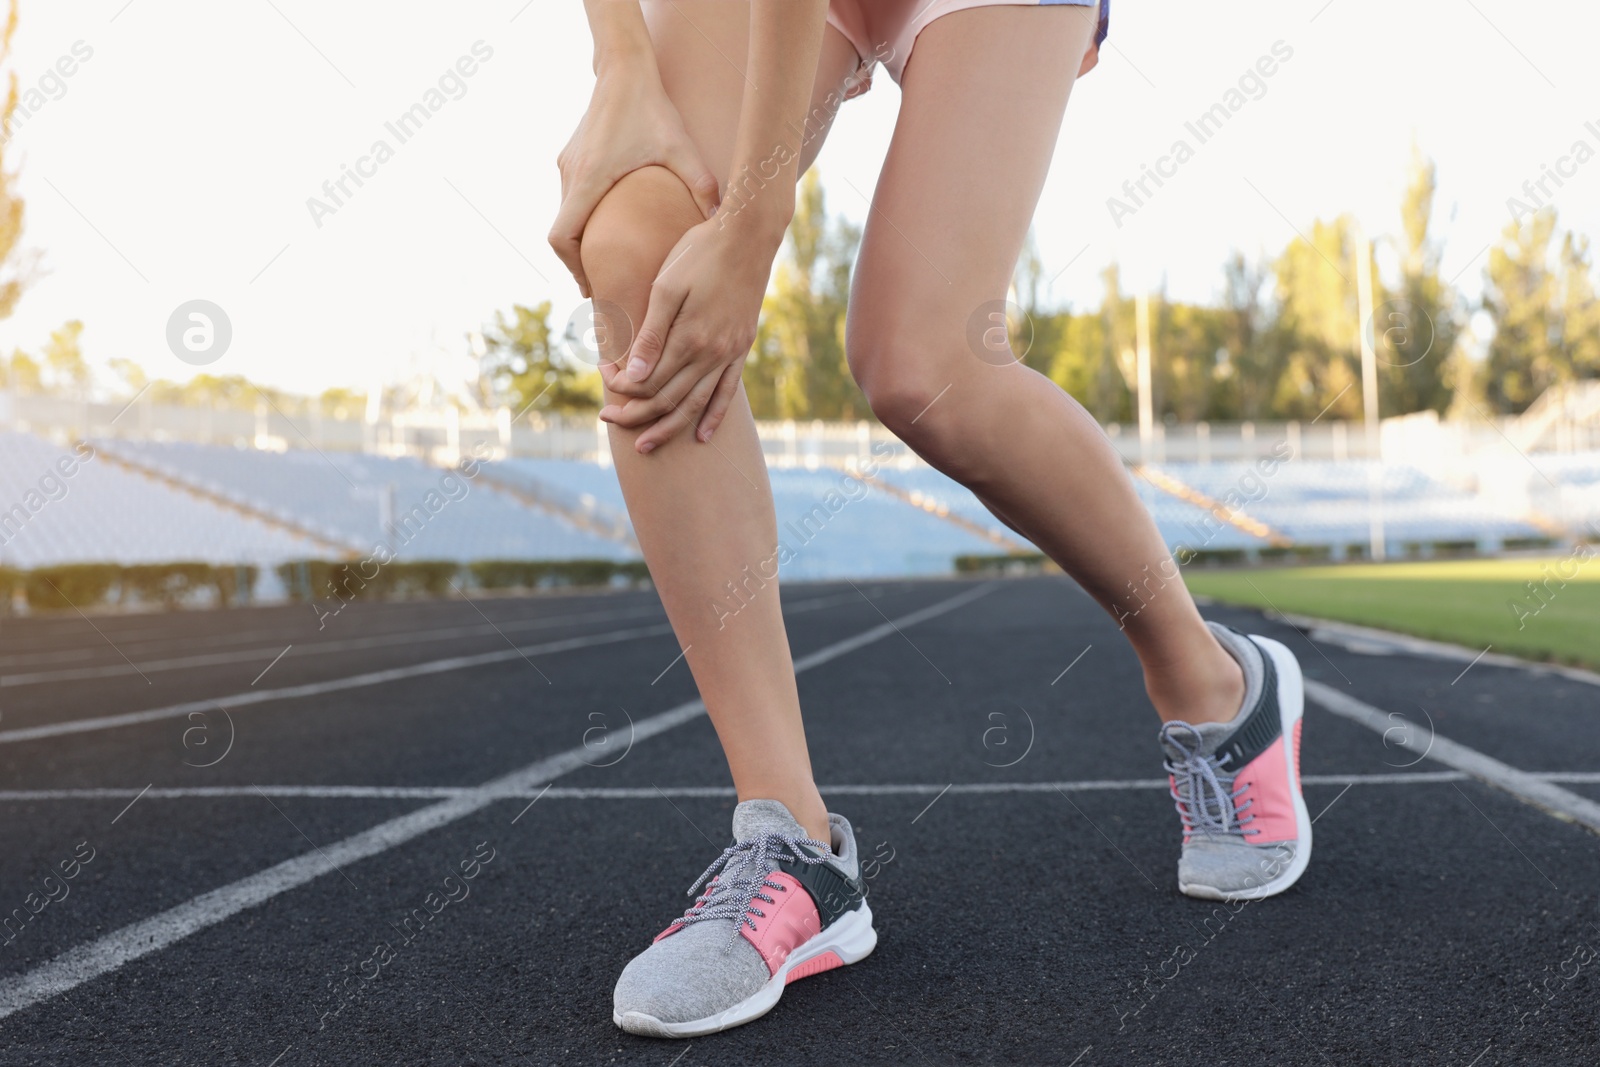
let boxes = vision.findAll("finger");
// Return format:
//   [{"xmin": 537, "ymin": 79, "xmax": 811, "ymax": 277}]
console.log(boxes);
[
  {"xmin": 637, "ymin": 370, "xmax": 721, "ymax": 453},
  {"xmin": 601, "ymin": 365, "xmax": 701, "ymax": 430},
  {"xmin": 663, "ymin": 142, "xmax": 722, "ymax": 223},
  {"xmin": 548, "ymin": 179, "xmax": 609, "ymax": 296},
  {"xmin": 604, "ymin": 365, "xmax": 658, "ymax": 400},
  {"xmin": 625, "ymin": 273, "xmax": 689, "ymax": 384},
  {"xmin": 696, "ymin": 358, "xmax": 745, "ymax": 442}
]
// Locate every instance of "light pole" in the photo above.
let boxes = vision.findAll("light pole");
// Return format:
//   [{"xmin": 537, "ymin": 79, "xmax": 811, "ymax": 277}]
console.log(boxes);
[{"xmin": 1354, "ymin": 223, "xmax": 1386, "ymax": 561}]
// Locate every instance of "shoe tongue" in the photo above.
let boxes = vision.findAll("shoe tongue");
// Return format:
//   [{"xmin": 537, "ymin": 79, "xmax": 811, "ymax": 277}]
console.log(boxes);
[
  {"xmin": 731, "ymin": 799, "xmax": 805, "ymax": 844},
  {"xmin": 1160, "ymin": 719, "xmax": 1234, "ymax": 763}
]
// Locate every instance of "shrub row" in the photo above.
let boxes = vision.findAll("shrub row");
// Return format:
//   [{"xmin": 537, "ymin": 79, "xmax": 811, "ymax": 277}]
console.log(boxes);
[
  {"xmin": 0, "ymin": 557, "xmax": 654, "ymax": 614},
  {"xmin": 276, "ymin": 558, "xmax": 653, "ymax": 605},
  {"xmin": 0, "ymin": 562, "xmax": 260, "ymax": 613}
]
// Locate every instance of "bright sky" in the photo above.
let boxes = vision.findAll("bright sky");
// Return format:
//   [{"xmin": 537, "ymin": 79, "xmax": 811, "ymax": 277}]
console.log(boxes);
[{"xmin": 1, "ymin": 0, "xmax": 1596, "ymax": 396}]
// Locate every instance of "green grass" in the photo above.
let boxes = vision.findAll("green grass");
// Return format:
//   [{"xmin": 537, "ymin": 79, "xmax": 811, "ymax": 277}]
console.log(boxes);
[{"xmin": 1184, "ymin": 554, "xmax": 1600, "ymax": 670}]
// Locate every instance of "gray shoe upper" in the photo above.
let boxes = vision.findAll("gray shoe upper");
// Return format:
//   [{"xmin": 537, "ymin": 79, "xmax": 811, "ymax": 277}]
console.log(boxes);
[{"xmin": 613, "ymin": 799, "xmax": 858, "ymax": 1026}]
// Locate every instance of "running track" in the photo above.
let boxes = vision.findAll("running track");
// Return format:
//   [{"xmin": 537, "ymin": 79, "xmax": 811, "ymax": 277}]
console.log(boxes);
[{"xmin": 0, "ymin": 577, "xmax": 1596, "ymax": 1065}]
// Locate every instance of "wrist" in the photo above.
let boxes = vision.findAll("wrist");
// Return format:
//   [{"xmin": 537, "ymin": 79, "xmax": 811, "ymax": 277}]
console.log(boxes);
[
  {"xmin": 592, "ymin": 36, "xmax": 656, "ymax": 78},
  {"xmin": 716, "ymin": 162, "xmax": 797, "ymax": 246}
]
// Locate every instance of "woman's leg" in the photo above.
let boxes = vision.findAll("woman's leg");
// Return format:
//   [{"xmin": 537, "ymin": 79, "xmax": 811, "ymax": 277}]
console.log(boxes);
[
  {"xmin": 578, "ymin": 2, "xmax": 862, "ymax": 843},
  {"xmin": 846, "ymin": 5, "xmax": 1245, "ymax": 725}
]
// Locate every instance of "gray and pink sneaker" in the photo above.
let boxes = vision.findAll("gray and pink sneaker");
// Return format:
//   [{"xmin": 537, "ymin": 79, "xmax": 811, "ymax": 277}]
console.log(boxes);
[
  {"xmin": 613, "ymin": 799, "xmax": 877, "ymax": 1038},
  {"xmin": 1158, "ymin": 622, "xmax": 1312, "ymax": 901}
]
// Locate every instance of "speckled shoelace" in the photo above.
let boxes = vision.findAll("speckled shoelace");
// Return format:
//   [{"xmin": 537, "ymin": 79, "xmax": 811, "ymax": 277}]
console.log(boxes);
[
  {"xmin": 1160, "ymin": 721, "xmax": 1258, "ymax": 839},
  {"xmin": 668, "ymin": 832, "xmax": 832, "ymax": 946}
]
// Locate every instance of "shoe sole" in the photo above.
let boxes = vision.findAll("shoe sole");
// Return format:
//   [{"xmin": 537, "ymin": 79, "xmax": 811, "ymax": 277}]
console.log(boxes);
[
  {"xmin": 1180, "ymin": 635, "xmax": 1313, "ymax": 902},
  {"xmin": 614, "ymin": 900, "xmax": 878, "ymax": 1039}
]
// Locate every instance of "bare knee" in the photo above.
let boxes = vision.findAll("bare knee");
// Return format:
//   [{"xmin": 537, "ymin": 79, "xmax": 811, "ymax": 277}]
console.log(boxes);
[
  {"xmin": 578, "ymin": 166, "xmax": 704, "ymax": 305},
  {"xmin": 847, "ymin": 323, "xmax": 956, "ymax": 439}
]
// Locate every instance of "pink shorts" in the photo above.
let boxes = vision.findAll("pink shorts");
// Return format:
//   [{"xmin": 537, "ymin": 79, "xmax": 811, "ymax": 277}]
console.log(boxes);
[{"xmin": 825, "ymin": 0, "xmax": 1109, "ymax": 94}]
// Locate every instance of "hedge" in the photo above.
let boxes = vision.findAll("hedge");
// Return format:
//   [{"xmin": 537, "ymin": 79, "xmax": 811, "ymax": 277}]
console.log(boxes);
[
  {"xmin": 953, "ymin": 552, "xmax": 1052, "ymax": 575},
  {"xmin": 467, "ymin": 558, "xmax": 649, "ymax": 591},
  {"xmin": 24, "ymin": 563, "xmax": 123, "ymax": 611},
  {"xmin": 275, "ymin": 557, "xmax": 652, "ymax": 605},
  {"xmin": 0, "ymin": 562, "xmax": 259, "ymax": 613}
]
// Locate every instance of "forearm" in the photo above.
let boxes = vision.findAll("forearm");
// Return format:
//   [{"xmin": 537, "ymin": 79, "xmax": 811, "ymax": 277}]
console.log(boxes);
[
  {"xmin": 722, "ymin": 0, "xmax": 829, "ymax": 246},
  {"xmin": 583, "ymin": 0, "xmax": 657, "ymax": 76}
]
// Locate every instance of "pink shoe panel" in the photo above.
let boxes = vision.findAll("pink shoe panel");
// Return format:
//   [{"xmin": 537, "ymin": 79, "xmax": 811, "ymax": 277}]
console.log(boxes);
[{"xmin": 739, "ymin": 871, "xmax": 823, "ymax": 977}]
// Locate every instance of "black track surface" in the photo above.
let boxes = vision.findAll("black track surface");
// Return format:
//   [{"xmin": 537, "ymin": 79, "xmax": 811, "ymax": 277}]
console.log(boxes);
[{"xmin": 1, "ymin": 577, "xmax": 1596, "ymax": 1066}]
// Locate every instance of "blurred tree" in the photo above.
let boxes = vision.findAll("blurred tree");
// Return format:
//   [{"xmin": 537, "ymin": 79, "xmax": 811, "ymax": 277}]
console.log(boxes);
[
  {"xmin": 146, "ymin": 374, "xmax": 265, "ymax": 410},
  {"xmin": 1483, "ymin": 210, "xmax": 1561, "ymax": 412},
  {"xmin": 1265, "ymin": 216, "xmax": 1365, "ymax": 420},
  {"xmin": 749, "ymin": 170, "xmax": 865, "ymax": 420},
  {"xmin": 317, "ymin": 386, "xmax": 366, "ymax": 419},
  {"xmin": 481, "ymin": 300, "xmax": 600, "ymax": 414},
  {"xmin": 1152, "ymin": 291, "xmax": 1228, "ymax": 423},
  {"xmin": 41, "ymin": 319, "xmax": 88, "ymax": 392},
  {"xmin": 1382, "ymin": 149, "xmax": 1461, "ymax": 414},
  {"xmin": 1216, "ymin": 250, "xmax": 1271, "ymax": 420},
  {"xmin": 106, "ymin": 356, "xmax": 146, "ymax": 394},
  {"xmin": 0, "ymin": 1, "xmax": 33, "ymax": 324},
  {"xmin": 1558, "ymin": 232, "xmax": 1600, "ymax": 380},
  {"xmin": 1, "ymin": 346, "xmax": 39, "ymax": 391}
]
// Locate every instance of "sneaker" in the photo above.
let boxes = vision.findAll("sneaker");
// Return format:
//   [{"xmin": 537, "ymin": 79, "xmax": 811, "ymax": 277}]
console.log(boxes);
[
  {"xmin": 1157, "ymin": 622, "xmax": 1311, "ymax": 901},
  {"xmin": 612, "ymin": 799, "xmax": 877, "ymax": 1038}
]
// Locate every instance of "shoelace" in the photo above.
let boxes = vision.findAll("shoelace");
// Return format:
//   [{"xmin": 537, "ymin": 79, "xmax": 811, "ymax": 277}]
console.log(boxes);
[
  {"xmin": 1159, "ymin": 721, "xmax": 1258, "ymax": 839},
  {"xmin": 669, "ymin": 832, "xmax": 832, "ymax": 947}
]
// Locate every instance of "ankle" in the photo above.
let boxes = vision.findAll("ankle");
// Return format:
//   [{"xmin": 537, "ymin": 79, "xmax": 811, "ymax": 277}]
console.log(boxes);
[
  {"xmin": 742, "ymin": 785, "xmax": 830, "ymax": 845},
  {"xmin": 1145, "ymin": 638, "xmax": 1245, "ymax": 725}
]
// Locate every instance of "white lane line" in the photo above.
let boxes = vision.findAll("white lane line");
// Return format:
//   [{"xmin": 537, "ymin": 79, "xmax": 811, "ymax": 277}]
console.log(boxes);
[
  {"xmin": 18, "ymin": 770, "xmax": 1600, "ymax": 803},
  {"xmin": 0, "ymin": 602, "xmax": 671, "ymax": 688},
  {"xmin": 0, "ymin": 587, "xmax": 932, "ymax": 745},
  {"xmin": 1290, "ymin": 612, "xmax": 1600, "ymax": 690},
  {"xmin": 0, "ymin": 586, "xmax": 902, "ymax": 692},
  {"xmin": 0, "ymin": 582, "xmax": 994, "ymax": 1022},
  {"xmin": 0, "ymin": 623, "xmax": 678, "ymax": 746},
  {"xmin": 1306, "ymin": 679, "xmax": 1600, "ymax": 833}
]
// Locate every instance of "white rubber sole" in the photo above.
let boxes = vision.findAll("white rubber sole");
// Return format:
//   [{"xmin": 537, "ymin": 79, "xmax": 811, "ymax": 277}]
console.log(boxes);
[
  {"xmin": 614, "ymin": 901, "xmax": 877, "ymax": 1039},
  {"xmin": 1180, "ymin": 635, "xmax": 1314, "ymax": 903}
]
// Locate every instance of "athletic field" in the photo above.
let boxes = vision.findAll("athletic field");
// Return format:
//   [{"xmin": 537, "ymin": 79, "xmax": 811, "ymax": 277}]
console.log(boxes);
[
  {"xmin": 1186, "ymin": 554, "xmax": 1600, "ymax": 669},
  {"xmin": 1, "ymin": 577, "xmax": 1596, "ymax": 1064}
]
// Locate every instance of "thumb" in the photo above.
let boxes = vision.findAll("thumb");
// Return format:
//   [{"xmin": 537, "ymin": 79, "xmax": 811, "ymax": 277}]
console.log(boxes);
[{"xmin": 665, "ymin": 143, "xmax": 722, "ymax": 223}]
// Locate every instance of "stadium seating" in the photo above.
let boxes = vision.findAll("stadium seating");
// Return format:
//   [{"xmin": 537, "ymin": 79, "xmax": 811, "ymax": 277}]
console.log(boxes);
[
  {"xmin": 1156, "ymin": 459, "xmax": 1546, "ymax": 550},
  {"xmin": 4, "ymin": 431, "xmax": 1591, "ymax": 588},
  {"xmin": 0, "ymin": 432, "xmax": 322, "ymax": 569},
  {"xmin": 100, "ymin": 439, "xmax": 634, "ymax": 563}
]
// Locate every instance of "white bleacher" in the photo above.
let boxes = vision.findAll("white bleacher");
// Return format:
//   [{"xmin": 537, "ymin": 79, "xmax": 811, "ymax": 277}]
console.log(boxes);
[
  {"xmin": 0, "ymin": 432, "xmax": 322, "ymax": 569},
  {"xmin": 102, "ymin": 440, "xmax": 634, "ymax": 562},
  {"xmin": 1529, "ymin": 452, "xmax": 1600, "ymax": 531},
  {"xmin": 8, "ymin": 428, "xmax": 1585, "ymax": 584},
  {"xmin": 768, "ymin": 468, "xmax": 998, "ymax": 578},
  {"xmin": 873, "ymin": 465, "xmax": 1268, "ymax": 553},
  {"xmin": 1158, "ymin": 460, "xmax": 1543, "ymax": 547}
]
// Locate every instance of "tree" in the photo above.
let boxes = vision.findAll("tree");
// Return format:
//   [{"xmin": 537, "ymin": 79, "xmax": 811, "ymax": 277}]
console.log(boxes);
[
  {"xmin": 42, "ymin": 319, "xmax": 87, "ymax": 392},
  {"xmin": 748, "ymin": 170, "xmax": 865, "ymax": 420},
  {"xmin": 317, "ymin": 386, "xmax": 366, "ymax": 419},
  {"xmin": 1381, "ymin": 149, "xmax": 1460, "ymax": 415},
  {"xmin": 481, "ymin": 300, "xmax": 600, "ymax": 415},
  {"xmin": 1, "ymin": 346, "xmax": 38, "ymax": 392},
  {"xmin": 1216, "ymin": 250, "xmax": 1270, "ymax": 420},
  {"xmin": 1265, "ymin": 216, "xmax": 1365, "ymax": 421},
  {"xmin": 0, "ymin": 1, "xmax": 31, "ymax": 324},
  {"xmin": 106, "ymin": 357, "xmax": 146, "ymax": 394},
  {"xmin": 1483, "ymin": 211, "xmax": 1561, "ymax": 412},
  {"xmin": 1558, "ymin": 232, "xmax": 1600, "ymax": 381}
]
